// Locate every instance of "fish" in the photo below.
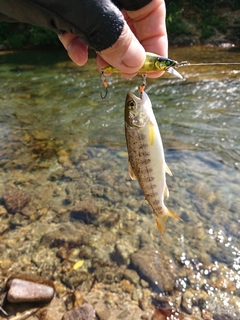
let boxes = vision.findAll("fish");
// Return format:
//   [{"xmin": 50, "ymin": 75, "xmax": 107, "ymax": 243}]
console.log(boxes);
[
  {"xmin": 103, "ymin": 52, "xmax": 183, "ymax": 79},
  {"xmin": 124, "ymin": 90, "xmax": 181, "ymax": 234}
]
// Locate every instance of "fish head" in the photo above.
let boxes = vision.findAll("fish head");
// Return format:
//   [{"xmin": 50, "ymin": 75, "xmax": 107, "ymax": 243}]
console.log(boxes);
[{"xmin": 125, "ymin": 91, "xmax": 151, "ymax": 128}]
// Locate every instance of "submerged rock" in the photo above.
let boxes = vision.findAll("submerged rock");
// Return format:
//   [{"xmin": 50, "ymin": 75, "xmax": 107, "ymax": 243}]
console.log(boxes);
[
  {"xmin": 62, "ymin": 303, "xmax": 95, "ymax": 320},
  {"xmin": 3, "ymin": 274, "xmax": 55, "ymax": 304},
  {"xmin": 71, "ymin": 200, "xmax": 99, "ymax": 224},
  {"xmin": 131, "ymin": 247, "xmax": 178, "ymax": 293},
  {"xmin": 3, "ymin": 189, "xmax": 31, "ymax": 214}
]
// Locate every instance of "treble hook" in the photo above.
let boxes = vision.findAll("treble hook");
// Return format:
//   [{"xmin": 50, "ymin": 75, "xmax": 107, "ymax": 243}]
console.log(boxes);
[{"xmin": 100, "ymin": 70, "xmax": 108, "ymax": 99}]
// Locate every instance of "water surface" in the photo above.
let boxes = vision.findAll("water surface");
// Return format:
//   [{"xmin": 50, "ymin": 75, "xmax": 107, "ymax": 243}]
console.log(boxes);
[{"xmin": 0, "ymin": 47, "xmax": 239, "ymax": 318}]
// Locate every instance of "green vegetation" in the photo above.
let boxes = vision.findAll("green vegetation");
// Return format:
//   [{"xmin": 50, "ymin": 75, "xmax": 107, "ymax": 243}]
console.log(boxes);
[
  {"xmin": 166, "ymin": 0, "xmax": 236, "ymax": 41},
  {"xmin": 0, "ymin": 0, "xmax": 239, "ymax": 49},
  {"xmin": 0, "ymin": 23, "xmax": 59, "ymax": 49}
]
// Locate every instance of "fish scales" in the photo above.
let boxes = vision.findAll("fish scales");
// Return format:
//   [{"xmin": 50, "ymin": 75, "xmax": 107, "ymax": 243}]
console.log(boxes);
[
  {"xmin": 125, "ymin": 91, "xmax": 181, "ymax": 234},
  {"xmin": 125, "ymin": 122, "xmax": 163, "ymax": 214}
]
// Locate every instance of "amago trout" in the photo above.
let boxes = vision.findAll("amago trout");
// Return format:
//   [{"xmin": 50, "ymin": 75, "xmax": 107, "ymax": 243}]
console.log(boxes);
[{"xmin": 125, "ymin": 91, "xmax": 181, "ymax": 234}]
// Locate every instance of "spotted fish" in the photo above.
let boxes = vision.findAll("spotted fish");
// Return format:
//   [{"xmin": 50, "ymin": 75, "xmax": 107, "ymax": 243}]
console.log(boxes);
[{"xmin": 125, "ymin": 91, "xmax": 181, "ymax": 234}]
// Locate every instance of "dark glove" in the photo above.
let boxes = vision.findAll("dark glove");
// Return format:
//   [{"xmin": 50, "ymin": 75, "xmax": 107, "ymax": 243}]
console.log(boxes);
[{"xmin": 0, "ymin": 0, "xmax": 151, "ymax": 51}]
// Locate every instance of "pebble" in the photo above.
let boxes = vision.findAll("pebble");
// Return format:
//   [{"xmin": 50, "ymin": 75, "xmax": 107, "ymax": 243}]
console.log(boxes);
[
  {"xmin": 95, "ymin": 302, "xmax": 111, "ymax": 320},
  {"xmin": 0, "ymin": 205, "xmax": 7, "ymax": 216},
  {"xmin": 114, "ymin": 238, "xmax": 137, "ymax": 265},
  {"xmin": 41, "ymin": 222, "xmax": 90, "ymax": 248},
  {"xmin": 6, "ymin": 274, "xmax": 55, "ymax": 303},
  {"xmin": 119, "ymin": 279, "xmax": 134, "ymax": 293},
  {"xmin": 3, "ymin": 189, "xmax": 31, "ymax": 214},
  {"xmin": 70, "ymin": 200, "xmax": 99, "ymax": 224},
  {"xmin": 0, "ymin": 258, "xmax": 13, "ymax": 270},
  {"xmin": 151, "ymin": 308, "xmax": 183, "ymax": 320},
  {"xmin": 124, "ymin": 269, "xmax": 140, "ymax": 286},
  {"xmin": 62, "ymin": 303, "xmax": 95, "ymax": 320}
]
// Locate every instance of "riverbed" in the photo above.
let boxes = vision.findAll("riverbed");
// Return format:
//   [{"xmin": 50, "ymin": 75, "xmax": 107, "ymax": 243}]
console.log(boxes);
[{"xmin": 0, "ymin": 46, "xmax": 239, "ymax": 319}]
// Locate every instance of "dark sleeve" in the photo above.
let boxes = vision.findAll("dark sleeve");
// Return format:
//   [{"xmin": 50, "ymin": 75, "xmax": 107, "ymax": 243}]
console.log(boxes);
[
  {"xmin": 0, "ymin": 0, "xmax": 124, "ymax": 52},
  {"xmin": 112, "ymin": 0, "xmax": 152, "ymax": 11}
]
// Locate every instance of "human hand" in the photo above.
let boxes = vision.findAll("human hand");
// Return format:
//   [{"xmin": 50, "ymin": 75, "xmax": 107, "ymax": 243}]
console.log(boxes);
[{"xmin": 59, "ymin": 0, "xmax": 167, "ymax": 79}]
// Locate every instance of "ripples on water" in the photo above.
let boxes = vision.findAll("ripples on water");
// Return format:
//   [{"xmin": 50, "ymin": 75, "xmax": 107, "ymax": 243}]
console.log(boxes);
[{"xmin": 0, "ymin": 47, "xmax": 239, "ymax": 318}]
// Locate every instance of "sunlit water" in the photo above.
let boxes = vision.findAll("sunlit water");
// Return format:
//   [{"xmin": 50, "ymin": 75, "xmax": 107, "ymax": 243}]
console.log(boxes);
[{"xmin": 0, "ymin": 47, "xmax": 239, "ymax": 318}]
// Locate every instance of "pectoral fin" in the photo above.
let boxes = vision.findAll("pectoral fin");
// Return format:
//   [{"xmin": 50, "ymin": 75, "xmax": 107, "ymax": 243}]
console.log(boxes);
[
  {"xmin": 164, "ymin": 184, "xmax": 169, "ymax": 198},
  {"xmin": 149, "ymin": 122, "xmax": 155, "ymax": 146},
  {"xmin": 128, "ymin": 161, "xmax": 136, "ymax": 180},
  {"xmin": 165, "ymin": 163, "xmax": 173, "ymax": 176}
]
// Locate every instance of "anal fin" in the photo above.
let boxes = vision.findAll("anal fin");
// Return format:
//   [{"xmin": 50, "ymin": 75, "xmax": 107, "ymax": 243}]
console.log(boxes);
[{"xmin": 165, "ymin": 163, "xmax": 173, "ymax": 176}]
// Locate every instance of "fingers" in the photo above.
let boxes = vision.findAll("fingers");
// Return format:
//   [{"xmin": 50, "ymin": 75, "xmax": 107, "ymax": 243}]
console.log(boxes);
[
  {"xmin": 58, "ymin": 32, "xmax": 88, "ymax": 66},
  {"xmin": 124, "ymin": 0, "xmax": 168, "ymax": 78},
  {"xmin": 96, "ymin": 23, "xmax": 146, "ymax": 79},
  {"xmin": 126, "ymin": 0, "xmax": 168, "ymax": 55}
]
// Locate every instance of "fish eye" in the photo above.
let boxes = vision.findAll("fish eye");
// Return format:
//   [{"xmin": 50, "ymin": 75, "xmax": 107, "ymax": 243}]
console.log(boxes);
[
  {"xmin": 128, "ymin": 100, "xmax": 136, "ymax": 109},
  {"xmin": 166, "ymin": 60, "xmax": 171, "ymax": 66}
]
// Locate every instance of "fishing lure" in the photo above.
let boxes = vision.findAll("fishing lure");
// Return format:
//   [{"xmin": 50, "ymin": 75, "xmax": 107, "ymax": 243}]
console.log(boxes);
[
  {"xmin": 100, "ymin": 51, "xmax": 240, "ymax": 98},
  {"xmin": 100, "ymin": 52, "xmax": 188, "ymax": 99}
]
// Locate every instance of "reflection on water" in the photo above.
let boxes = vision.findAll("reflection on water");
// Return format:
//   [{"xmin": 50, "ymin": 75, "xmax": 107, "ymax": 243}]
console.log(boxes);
[{"xmin": 0, "ymin": 47, "xmax": 239, "ymax": 319}]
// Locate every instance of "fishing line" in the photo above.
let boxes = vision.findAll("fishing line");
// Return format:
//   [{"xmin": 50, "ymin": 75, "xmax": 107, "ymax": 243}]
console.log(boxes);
[{"xmin": 176, "ymin": 62, "xmax": 240, "ymax": 68}]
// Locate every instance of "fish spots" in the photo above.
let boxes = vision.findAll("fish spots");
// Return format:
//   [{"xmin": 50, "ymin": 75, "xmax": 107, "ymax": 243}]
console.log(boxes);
[
  {"xmin": 139, "ymin": 158, "xmax": 151, "ymax": 166},
  {"xmin": 139, "ymin": 134, "xmax": 146, "ymax": 140},
  {"xmin": 139, "ymin": 151, "xmax": 150, "ymax": 157},
  {"xmin": 144, "ymin": 176, "xmax": 155, "ymax": 182}
]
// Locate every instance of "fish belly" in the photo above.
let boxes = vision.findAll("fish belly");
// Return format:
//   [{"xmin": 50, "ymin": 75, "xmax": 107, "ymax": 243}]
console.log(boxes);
[{"xmin": 126, "ymin": 122, "xmax": 166, "ymax": 215}]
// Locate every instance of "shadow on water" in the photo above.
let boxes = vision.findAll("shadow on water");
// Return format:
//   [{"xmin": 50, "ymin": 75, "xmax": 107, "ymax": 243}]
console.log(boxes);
[
  {"xmin": 0, "ymin": 46, "xmax": 239, "ymax": 319},
  {"xmin": 0, "ymin": 48, "xmax": 97, "ymax": 66}
]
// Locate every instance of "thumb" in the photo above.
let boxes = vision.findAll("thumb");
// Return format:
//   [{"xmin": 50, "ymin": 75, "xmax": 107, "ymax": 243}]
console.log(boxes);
[{"xmin": 96, "ymin": 24, "xmax": 145, "ymax": 76}]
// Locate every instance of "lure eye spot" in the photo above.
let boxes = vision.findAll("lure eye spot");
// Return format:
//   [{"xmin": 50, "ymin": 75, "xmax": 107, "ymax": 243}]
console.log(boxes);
[{"xmin": 166, "ymin": 60, "xmax": 171, "ymax": 66}]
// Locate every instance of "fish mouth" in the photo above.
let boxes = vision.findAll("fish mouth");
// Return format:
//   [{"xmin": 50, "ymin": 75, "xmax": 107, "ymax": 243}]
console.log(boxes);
[
  {"xmin": 126, "ymin": 91, "xmax": 142, "ymax": 104},
  {"xmin": 126, "ymin": 90, "xmax": 150, "ymax": 105}
]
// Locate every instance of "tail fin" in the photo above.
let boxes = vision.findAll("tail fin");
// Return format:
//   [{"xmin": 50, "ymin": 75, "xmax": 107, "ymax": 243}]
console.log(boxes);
[
  {"xmin": 155, "ymin": 207, "xmax": 182, "ymax": 235},
  {"xmin": 155, "ymin": 215, "xmax": 168, "ymax": 235}
]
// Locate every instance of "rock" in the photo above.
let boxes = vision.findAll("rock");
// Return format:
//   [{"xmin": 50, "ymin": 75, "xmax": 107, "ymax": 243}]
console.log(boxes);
[
  {"xmin": 62, "ymin": 270, "xmax": 93, "ymax": 290},
  {"xmin": 152, "ymin": 308, "xmax": 183, "ymax": 320},
  {"xmin": 114, "ymin": 237, "xmax": 137, "ymax": 265},
  {"xmin": 3, "ymin": 189, "xmax": 31, "ymax": 214},
  {"xmin": 119, "ymin": 279, "xmax": 134, "ymax": 293},
  {"xmin": 95, "ymin": 302, "xmax": 111, "ymax": 320},
  {"xmin": 41, "ymin": 222, "xmax": 89, "ymax": 248},
  {"xmin": 124, "ymin": 269, "xmax": 140, "ymax": 285},
  {"xmin": 62, "ymin": 303, "xmax": 95, "ymax": 320},
  {"xmin": 202, "ymin": 309, "xmax": 213, "ymax": 320},
  {"xmin": 0, "ymin": 258, "xmax": 13, "ymax": 270},
  {"xmin": 6, "ymin": 274, "xmax": 54, "ymax": 303},
  {"xmin": 0, "ymin": 205, "xmax": 7, "ymax": 216},
  {"xmin": 181, "ymin": 290, "xmax": 194, "ymax": 314},
  {"xmin": 130, "ymin": 247, "xmax": 178, "ymax": 293},
  {"xmin": 33, "ymin": 129, "xmax": 52, "ymax": 141},
  {"xmin": 71, "ymin": 200, "xmax": 99, "ymax": 224},
  {"xmin": 93, "ymin": 261, "xmax": 124, "ymax": 285}
]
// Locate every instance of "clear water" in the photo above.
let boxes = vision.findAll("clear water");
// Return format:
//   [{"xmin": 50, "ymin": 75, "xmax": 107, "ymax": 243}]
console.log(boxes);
[{"xmin": 0, "ymin": 47, "xmax": 239, "ymax": 318}]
